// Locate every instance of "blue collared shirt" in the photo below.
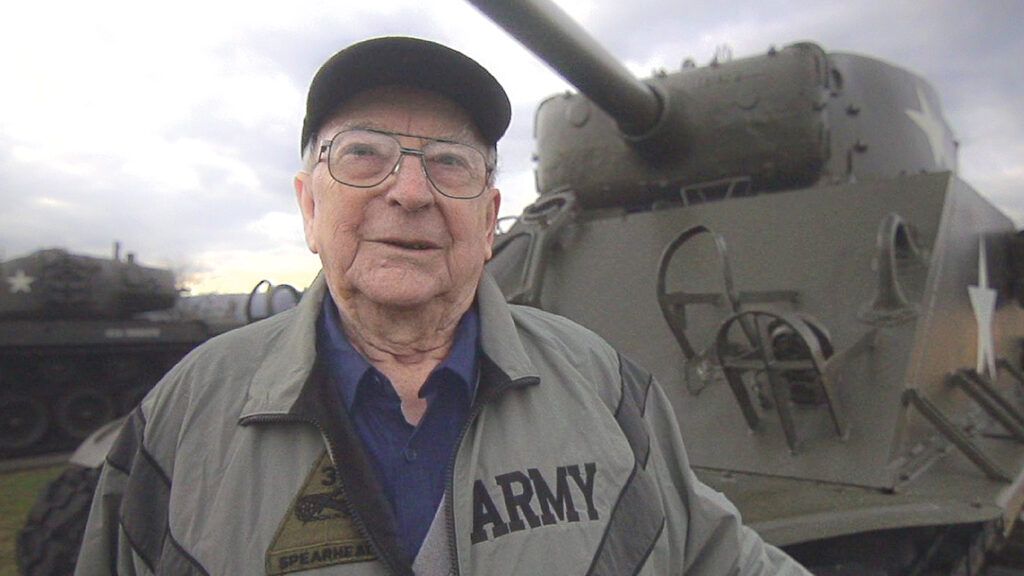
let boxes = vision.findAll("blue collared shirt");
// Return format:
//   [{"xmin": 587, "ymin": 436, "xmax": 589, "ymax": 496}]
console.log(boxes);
[{"xmin": 317, "ymin": 295, "xmax": 479, "ymax": 558}]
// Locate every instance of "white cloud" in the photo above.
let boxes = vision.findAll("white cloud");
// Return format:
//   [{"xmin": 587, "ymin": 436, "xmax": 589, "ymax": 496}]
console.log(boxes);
[
  {"xmin": 246, "ymin": 211, "xmax": 305, "ymax": 244},
  {"xmin": 120, "ymin": 138, "xmax": 262, "ymax": 195},
  {"xmin": 35, "ymin": 197, "xmax": 75, "ymax": 210}
]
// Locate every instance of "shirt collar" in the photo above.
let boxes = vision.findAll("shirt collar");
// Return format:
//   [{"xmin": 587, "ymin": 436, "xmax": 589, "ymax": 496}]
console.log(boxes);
[{"xmin": 317, "ymin": 293, "xmax": 480, "ymax": 411}]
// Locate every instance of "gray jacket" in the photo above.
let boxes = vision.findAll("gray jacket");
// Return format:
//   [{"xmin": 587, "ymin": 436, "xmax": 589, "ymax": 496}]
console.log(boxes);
[{"xmin": 76, "ymin": 272, "xmax": 810, "ymax": 575}]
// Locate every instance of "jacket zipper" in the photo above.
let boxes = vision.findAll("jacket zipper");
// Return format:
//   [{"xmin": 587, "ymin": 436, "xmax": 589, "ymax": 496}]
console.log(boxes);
[
  {"xmin": 444, "ymin": 395, "xmax": 489, "ymax": 576},
  {"xmin": 445, "ymin": 376, "xmax": 533, "ymax": 576},
  {"xmin": 241, "ymin": 413, "xmax": 398, "ymax": 576}
]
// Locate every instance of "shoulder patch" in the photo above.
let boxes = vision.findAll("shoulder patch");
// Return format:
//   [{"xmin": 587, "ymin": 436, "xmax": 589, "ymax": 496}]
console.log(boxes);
[{"xmin": 267, "ymin": 452, "xmax": 376, "ymax": 574}]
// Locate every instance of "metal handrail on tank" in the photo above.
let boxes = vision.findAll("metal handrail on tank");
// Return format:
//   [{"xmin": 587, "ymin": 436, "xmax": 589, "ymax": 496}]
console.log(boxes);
[{"xmin": 245, "ymin": 280, "xmax": 302, "ymax": 324}]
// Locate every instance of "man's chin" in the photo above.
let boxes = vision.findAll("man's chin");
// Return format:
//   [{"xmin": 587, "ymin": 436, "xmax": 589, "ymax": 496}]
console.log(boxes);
[
  {"xmin": 349, "ymin": 279, "xmax": 448, "ymax": 310},
  {"xmin": 330, "ymin": 265, "xmax": 481, "ymax": 313},
  {"xmin": 367, "ymin": 291, "xmax": 442, "ymax": 310}
]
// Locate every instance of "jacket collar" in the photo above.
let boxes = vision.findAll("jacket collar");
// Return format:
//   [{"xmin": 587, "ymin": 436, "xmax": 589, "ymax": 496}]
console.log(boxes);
[
  {"xmin": 239, "ymin": 270, "xmax": 539, "ymax": 420},
  {"xmin": 476, "ymin": 272, "xmax": 537, "ymax": 384}
]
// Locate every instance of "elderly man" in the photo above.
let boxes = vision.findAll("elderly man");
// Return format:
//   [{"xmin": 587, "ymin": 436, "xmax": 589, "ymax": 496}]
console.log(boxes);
[{"xmin": 76, "ymin": 38, "xmax": 809, "ymax": 575}]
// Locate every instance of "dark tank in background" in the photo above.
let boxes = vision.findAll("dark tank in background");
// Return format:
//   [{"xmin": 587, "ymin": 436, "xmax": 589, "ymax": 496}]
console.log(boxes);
[
  {"xmin": 474, "ymin": 0, "xmax": 1024, "ymax": 573},
  {"xmin": 7, "ymin": 246, "xmax": 300, "ymax": 576},
  {"xmin": 0, "ymin": 246, "xmax": 296, "ymax": 457},
  {"xmin": 0, "ymin": 247, "xmax": 217, "ymax": 455}
]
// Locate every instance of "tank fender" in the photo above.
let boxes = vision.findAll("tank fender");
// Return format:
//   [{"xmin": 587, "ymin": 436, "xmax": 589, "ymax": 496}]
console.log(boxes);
[{"xmin": 68, "ymin": 416, "xmax": 126, "ymax": 469}]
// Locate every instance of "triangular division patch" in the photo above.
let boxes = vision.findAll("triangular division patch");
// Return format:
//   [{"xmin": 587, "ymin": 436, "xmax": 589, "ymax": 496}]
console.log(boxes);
[{"xmin": 267, "ymin": 452, "xmax": 377, "ymax": 574}]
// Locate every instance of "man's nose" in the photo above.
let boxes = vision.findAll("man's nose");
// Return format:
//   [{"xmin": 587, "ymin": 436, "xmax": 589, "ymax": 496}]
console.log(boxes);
[{"xmin": 383, "ymin": 154, "xmax": 435, "ymax": 211}]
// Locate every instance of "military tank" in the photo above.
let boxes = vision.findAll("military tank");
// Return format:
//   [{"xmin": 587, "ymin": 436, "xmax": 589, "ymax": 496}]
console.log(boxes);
[
  {"xmin": 473, "ymin": 0, "xmax": 1024, "ymax": 573},
  {"xmin": 0, "ymin": 246, "xmax": 236, "ymax": 456},
  {"xmin": 10, "ymin": 254, "xmax": 301, "ymax": 575}
]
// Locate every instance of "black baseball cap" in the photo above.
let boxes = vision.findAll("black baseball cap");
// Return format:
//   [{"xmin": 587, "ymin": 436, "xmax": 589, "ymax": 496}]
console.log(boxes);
[{"xmin": 300, "ymin": 37, "xmax": 511, "ymax": 153}]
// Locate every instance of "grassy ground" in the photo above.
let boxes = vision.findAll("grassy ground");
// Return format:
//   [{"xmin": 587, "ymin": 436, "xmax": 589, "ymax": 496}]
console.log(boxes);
[{"xmin": 0, "ymin": 466, "xmax": 66, "ymax": 576}]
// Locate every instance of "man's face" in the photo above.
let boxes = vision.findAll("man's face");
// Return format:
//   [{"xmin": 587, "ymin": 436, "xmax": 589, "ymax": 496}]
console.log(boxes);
[{"xmin": 295, "ymin": 86, "xmax": 500, "ymax": 311}]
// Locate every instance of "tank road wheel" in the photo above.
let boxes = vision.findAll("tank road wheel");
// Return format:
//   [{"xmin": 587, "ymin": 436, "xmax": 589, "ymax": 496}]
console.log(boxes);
[
  {"xmin": 55, "ymin": 388, "xmax": 116, "ymax": 440},
  {"xmin": 17, "ymin": 464, "xmax": 102, "ymax": 576},
  {"xmin": 103, "ymin": 355, "xmax": 144, "ymax": 383},
  {"xmin": 38, "ymin": 357, "xmax": 77, "ymax": 385},
  {"xmin": 0, "ymin": 394, "xmax": 49, "ymax": 452}
]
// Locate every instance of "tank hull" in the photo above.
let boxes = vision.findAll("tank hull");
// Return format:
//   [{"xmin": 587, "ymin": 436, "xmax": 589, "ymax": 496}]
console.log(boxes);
[
  {"xmin": 488, "ymin": 171, "xmax": 1024, "ymax": 572},
  {"xmin": 0, "ymin": 317, "xmax": 219, "ymax": 456}
]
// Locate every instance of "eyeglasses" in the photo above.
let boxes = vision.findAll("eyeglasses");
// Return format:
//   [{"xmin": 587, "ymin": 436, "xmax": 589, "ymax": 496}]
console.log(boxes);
[{"xmin": 317, "ymin": 129, "xmax": 492, "ymax": 199}]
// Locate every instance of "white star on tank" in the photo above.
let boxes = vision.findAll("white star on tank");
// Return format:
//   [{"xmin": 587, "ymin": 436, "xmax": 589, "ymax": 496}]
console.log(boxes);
[
  {"xmin": 968, "ymin": 239, "xmax": 997, "ymax": 379},
  {"xmin": 5, "ymin": 269, "xmax": 35, "ymax": 294},
  {"xmin": 905, "ymin": 85, "xmax": 953, "ymax": 170}
]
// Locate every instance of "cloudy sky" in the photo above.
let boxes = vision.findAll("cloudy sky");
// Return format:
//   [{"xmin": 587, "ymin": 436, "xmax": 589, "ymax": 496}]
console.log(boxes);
[{"xmin": 1, "ymin": 0, "xmax": 1021, "ymax": 294}]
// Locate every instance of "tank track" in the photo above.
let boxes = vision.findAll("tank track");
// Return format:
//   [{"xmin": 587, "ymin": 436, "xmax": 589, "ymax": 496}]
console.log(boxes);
[{"xmin": 0, "ymin": 345, "xmax": 191, "ymax": 457}]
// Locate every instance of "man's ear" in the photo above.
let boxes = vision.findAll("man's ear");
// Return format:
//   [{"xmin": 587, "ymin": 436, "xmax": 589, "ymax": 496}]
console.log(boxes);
[
  {"xmin": 483, "ymin": 188, "xmax": 501, "ymax": 261},
  {"xmin": 294, "ymin": 171, "xmax": 319, "ymax": 254}
]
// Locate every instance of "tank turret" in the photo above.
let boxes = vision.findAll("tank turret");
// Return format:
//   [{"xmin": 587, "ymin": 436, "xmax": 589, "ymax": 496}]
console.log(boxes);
[
  {"xmin": 0, "ymin": 248, "xmax": 178, "ymax": 320},
  {"xmin": 472, "ymin": 0, "xmax": 957, "ymax": 209},
  {"xmin": 0, "ymin": 247, "xmax": 226, "ymax": 455},
  {"xmin": 476, "ymin": 0, "xmax": 1024, "ymax": 573}
]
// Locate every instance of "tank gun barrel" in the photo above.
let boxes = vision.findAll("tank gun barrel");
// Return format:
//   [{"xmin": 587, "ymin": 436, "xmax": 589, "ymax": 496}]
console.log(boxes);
[{"xmin": 468, "ymin": 0, "xmax": 663, "ymax": 138}]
